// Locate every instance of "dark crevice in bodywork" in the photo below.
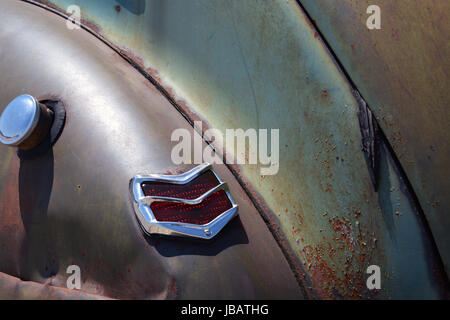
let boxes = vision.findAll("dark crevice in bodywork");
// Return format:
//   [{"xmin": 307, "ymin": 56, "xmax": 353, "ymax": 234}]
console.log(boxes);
[
  {"xmin": 295, "ymin": 0, "xmax": 450, "ymax": 294},
  {"xmin": 354, "ymin": 90, "xmax": 381, "ymax": 191}
]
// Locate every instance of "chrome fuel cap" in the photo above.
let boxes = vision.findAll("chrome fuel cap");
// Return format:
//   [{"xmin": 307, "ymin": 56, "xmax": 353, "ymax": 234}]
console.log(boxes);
[{"xmin": 0, "ymin": 94, "xmax": 53, "ymax": 150}]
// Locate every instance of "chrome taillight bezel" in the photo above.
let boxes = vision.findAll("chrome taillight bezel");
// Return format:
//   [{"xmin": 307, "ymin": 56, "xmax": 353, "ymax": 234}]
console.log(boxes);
[{"xmin": 130, "ymin": 163, "xmax": 238, "ymax": 239}]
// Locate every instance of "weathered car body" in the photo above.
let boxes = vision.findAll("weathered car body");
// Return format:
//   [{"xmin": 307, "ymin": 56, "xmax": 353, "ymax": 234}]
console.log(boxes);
[{"xmin": 0, "ymin": 0, "xmax": 448, "ymax": 299}]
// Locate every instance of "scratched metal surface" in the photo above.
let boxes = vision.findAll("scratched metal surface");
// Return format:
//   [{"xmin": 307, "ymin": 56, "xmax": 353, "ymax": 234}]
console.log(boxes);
[
  {"xmin": 299, "ymin": 0, "xmax": 450, "ymax": 276},
  {"xmin": 0, "ymin": 0, "xmax": 303, "ymax": 299},
  {"xmin": 7, "ymin": 0, "xmax": 449, "ymax": 298}
]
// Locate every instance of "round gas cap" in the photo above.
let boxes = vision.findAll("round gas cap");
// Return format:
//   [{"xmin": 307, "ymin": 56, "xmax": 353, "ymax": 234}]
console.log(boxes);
[{"xmin": 0, "ymin": 94, "xmax": 53, "ymax": 149}]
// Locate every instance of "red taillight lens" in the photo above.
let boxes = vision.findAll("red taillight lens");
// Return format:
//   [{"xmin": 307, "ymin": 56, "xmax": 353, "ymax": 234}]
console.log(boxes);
[
  {"xmin": 141, "ymin": 170, "xmax": 233, "ymax": 225},
  {"xmin": 150, "ymin": 190, "xmax": 232, "ymax": 225}
]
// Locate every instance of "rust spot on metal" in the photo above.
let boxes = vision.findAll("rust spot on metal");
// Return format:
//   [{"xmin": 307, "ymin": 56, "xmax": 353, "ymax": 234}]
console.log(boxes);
[
  {"xmin": 166, "ymin": 276, "xmax": 178, "ymax": 300},
  {"xmin": 297, "ymin": 215, "xmax": 377, "ymax": 299},
  {"xmin": 324, "ymin": 183, "xmax": 333, "ymax": 194},
  {"xmin": 391, "ymin": 28, "xmax": 400, "ymax": 41},
  {"xmin": 80, "ymin": 17, "xmax": 103, "ymax": 35}
]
